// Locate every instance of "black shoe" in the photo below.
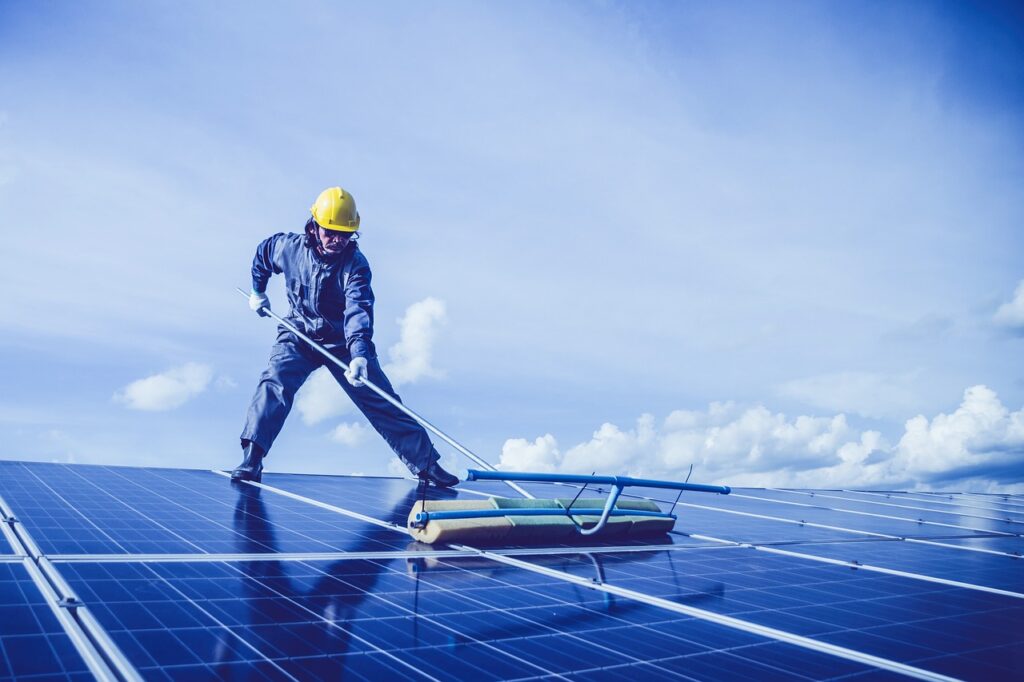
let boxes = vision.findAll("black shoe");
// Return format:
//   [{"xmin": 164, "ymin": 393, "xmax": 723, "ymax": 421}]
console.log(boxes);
[
  {"xmin": 419, "ymin": 461, "xmax": 459, "ymax": 488},
  {"xmin": 231, "ymin": 441, "xmax": 265, "ymax": 483}
]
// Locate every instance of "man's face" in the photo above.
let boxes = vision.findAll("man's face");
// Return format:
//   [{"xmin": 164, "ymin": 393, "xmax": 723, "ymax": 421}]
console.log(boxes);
[{"xmin": 317, "ymin": 226, "xmax": 352, "ymax": 255}]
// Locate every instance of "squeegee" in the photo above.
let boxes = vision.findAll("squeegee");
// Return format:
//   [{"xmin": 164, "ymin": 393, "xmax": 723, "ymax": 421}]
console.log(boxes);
[{"xmin": 409, "ymin": 470, "xmax": 731, "ymax": 545}]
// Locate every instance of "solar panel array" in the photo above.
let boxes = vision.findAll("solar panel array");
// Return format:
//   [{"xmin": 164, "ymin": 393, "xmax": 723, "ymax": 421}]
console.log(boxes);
[{"xmin": 0, "ymin": 459, "xmax": 1021, "ymax": 681}]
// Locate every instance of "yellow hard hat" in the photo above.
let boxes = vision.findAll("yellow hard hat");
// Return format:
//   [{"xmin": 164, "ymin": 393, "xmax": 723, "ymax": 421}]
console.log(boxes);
[{"xmin": 311, "ymin": 187, "xmax": 360, "ymax": 232}]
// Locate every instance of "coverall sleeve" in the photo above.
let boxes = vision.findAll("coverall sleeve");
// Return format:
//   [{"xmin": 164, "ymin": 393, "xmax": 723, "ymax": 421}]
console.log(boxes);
[
  {"xmin": 344, "ymin": 253, "xmax": 376, "ymax": 359},
  {"xmin": 251, "ymin": 233, "xmax": 288, "ymax": 293}
]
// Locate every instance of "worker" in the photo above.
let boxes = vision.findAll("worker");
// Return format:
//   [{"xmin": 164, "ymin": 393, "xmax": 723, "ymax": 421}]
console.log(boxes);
[{"xmin": 232, "ymin": 187, "xmax": 459, "ymax": 488}]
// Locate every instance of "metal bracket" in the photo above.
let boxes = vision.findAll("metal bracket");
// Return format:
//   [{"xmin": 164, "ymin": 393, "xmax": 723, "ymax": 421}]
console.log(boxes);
[{"xmin": 576, "ymin": 484, "xmax": 624, "ymax": 536}]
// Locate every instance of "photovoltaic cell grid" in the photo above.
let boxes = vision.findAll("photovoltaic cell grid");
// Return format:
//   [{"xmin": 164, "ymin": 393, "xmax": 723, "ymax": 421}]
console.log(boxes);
[
  {"xmin": 55, "ymin": 557, "xmax": 880, "ymax": 681},
  {"xmin": 0, "ymin": 462, "xmax": 420, "ymax": 555},
  {"xmin": 517, "ymin": 549, "xmax": 1023, "ymax": 680},
  {"xmin": 0, "ymin": 562, "xmax": 90, "ymax": 681},
  {"xmin": 0, "ymin": 460, "xmax": 1020, "ymax": 682}
]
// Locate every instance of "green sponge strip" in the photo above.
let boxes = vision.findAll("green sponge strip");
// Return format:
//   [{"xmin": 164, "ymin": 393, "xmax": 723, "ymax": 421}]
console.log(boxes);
[{"xmin": 492, "ymin": 497, "xmax": 575, "ymax": 529}]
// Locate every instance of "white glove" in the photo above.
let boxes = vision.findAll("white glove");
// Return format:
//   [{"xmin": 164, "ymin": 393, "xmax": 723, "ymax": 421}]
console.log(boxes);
[
  {"xmin": 249, "ymin": 290, "xmax": 270, "ymax": 317},
  {"xmin": 345, "ymin": 357, "xmax": 368, "ymax": 387}
]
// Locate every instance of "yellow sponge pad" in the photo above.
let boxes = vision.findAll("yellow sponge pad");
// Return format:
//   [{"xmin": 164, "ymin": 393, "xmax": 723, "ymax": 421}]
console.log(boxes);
[{"xmin": 408, "ymin": 497, "xmax": 674, "ymax": 545}]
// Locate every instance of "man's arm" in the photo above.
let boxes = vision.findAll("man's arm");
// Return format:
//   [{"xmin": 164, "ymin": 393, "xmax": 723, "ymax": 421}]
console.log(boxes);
[
  {"xmin": 251, "ymin": 233, "xmax": 288, "ymax": 293},
  {"xmin": 343, "ymin": 252, "xmax": 376, "ymax": 360}
]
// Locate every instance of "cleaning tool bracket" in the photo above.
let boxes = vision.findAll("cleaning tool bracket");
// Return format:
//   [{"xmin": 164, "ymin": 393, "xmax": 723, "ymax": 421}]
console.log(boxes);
[{"xmin": 409, "ymin": 470, "xmax": 730, "ymax": 540}]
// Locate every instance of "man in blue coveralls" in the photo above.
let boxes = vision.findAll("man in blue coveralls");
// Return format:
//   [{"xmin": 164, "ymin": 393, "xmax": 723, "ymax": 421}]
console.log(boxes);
[{"xmin": 232, "ymin": 186, "xmax": 459, "ymax": 488}]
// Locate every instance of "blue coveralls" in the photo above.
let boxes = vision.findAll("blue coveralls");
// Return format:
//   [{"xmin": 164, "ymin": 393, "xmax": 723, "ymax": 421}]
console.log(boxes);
[{"xmin": 239, "ymin": 232, "xmax": 441, "ymax": 475}]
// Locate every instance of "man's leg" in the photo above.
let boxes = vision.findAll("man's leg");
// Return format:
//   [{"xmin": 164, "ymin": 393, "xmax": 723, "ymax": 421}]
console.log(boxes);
[
  {"xmin": 236, "ymin": 333, "xmax": 319, "ymax": 480},
  {"xmin": 326, "ymin": 355, "xmax": 454, "ymax": 484}
]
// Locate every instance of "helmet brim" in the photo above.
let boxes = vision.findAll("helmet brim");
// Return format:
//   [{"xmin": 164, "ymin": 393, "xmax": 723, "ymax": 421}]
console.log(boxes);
[{"xmin": 312, "ymin": 217, "xmax": 359, "ymax": 233}]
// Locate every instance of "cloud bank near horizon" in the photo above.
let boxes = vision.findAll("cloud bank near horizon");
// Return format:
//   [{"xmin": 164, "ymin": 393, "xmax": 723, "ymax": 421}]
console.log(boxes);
[{"xmin": 498, "ymin": 385, "xmax": 1024, "ymax": 493}]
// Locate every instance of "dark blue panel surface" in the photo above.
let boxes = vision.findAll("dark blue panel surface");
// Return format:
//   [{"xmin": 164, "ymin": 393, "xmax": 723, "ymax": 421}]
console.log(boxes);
[
  {"xmin": 522, "ymin": 547, "xmax": 1024, "ymax": 680},
  {"xmin": 0, "ymin": 462, "xmax": 418, "ymax": 555},
  {"xmin": 621, "ymin": 485, "xmax": 1010, "ymax": 540},
  {"xmin": 888, "ymin": 489, "xmax": 1024, "ymax": 503},
  {"xmin": 776, "ymin": 540, "xmax": 1024, "ymax": 592},
  {"xmin": 0, "ymin": 462, "xmax": 119, "ymax": 556},
  {"xmin": 56, "ymin": 558, "xmax": 880, "ymax": 681},
  {"xmin": 737, "ymin": 488, "xmax": 1024, "ymax": 536},
  {"xmin": 818, "ymin": 490, "xmax": 1024, "ymax": 525},
  {"xmin": 0, "ymin": 498, "xmax": 13, "ymax": 553},
  {"xmin": 0, "ymin": 562, "xmax": 90, "ymax": 681},
  {"xmin": 953, "ymin": 492, "xmax": 1024, "ymax": 507},
  {"xmin": 930, "ymin": 536, "xmax": 1024, "ymax": 555}
]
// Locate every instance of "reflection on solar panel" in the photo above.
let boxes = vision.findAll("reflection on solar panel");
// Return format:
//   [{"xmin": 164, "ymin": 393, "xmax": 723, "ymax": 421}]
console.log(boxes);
[{"xmin": 0, "ymin": 460, "xmax": 1021, "ymax": 681}]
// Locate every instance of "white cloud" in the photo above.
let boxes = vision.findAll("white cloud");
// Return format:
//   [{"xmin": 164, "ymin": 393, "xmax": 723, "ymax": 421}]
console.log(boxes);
[
  {"xmin": 331, "ymin": 421, "xmax": 369, "ymax": 447},
  {"xmin": 292, "ymin": 298, "xmax": 446, "ymax": 425},
  {"xmin": 561, "ymin": 414, "xmax": 658, "ymax": 474},
  {"xmin": 383, "ymin": 297, "xmax": 447, "ymax": 385},
  {"xmin": 994, "ymin": 280, "xmax": 1024, "ymax": 330},
  {"xmin": 295, "ymin": 367, "xmax": 354, "ymax": 425},
  {"xmin": 113, "ymin": 362, "xmax": 212, "ymax": 411},
  {"xmin": 778, "ymin": 371, "xmax": 922, "ymax": 419},
  {"xmin": 499, "ymin": 386, "xmax": 1024, "ymax": 492},
  {"xmin": 499, "ymin": 434, "xmax": 561, "ymax": 472},
  {"xmin": 292, "ymin": 294, "xmax": 444, "ymax": 421},
  {"xmin": 894, "ymin": 385, "xmax": 1024, "ymax": 478}
]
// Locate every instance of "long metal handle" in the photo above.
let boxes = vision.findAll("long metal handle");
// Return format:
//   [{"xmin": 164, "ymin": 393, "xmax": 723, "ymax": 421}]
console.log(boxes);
[
  {"xmin": 413, "ymin": 506, "xmax": 674, "ymax": 525},
  {"xmin": 468, "ymin": 469, "xmax": 731, "ymax": 495},
  {"xmin": 236, "ymin": 287, "xmax": 533, "ymax": 499}
]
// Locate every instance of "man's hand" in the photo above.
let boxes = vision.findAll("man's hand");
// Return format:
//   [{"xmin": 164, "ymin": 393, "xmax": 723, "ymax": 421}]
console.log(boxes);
[
  {"xmin": 345, "ymin": 357, "xmax": 368, "ymax": 387},
  {"xmin": 249, "ymin": 290, "xmax": 270, "ymax": 317}
]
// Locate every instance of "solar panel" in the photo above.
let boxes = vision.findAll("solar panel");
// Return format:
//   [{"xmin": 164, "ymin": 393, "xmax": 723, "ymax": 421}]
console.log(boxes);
[
  {"xmin": 0, "ymin": 462, "xmax": 421, "ymax": 556},
  {"xmin": 0, "ymin": 524, "xmax": 13, "ymax": 556},
  {"xmin": 0, "ymin": 562, "xmax": 90, "ymax": 680},
  {"xmin": 0, "ymin": 459, "xmax": 1021, "ymax": 681},
  {"xmin": 513, "ymin": 548, "xmax": 1022, "ymax": 679},
  {"xmin": 53, "ymin": 558, "xmax": 880, "ymax": 680}
]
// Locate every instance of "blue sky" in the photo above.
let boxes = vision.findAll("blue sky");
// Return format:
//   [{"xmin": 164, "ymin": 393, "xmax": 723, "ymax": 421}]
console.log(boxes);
[{"xmin": 1, "ymin": 1, "xmax": 1022, "ymax": 491}]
